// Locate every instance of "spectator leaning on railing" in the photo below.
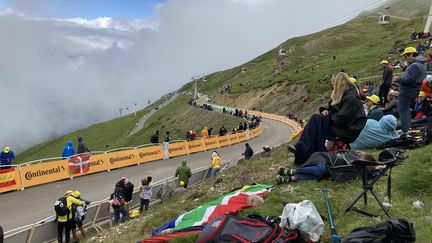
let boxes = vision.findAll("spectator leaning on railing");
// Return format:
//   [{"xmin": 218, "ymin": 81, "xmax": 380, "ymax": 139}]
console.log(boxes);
[{"xmin": 0, "ymin": 146, "xmax": 14, "ymax": 170}]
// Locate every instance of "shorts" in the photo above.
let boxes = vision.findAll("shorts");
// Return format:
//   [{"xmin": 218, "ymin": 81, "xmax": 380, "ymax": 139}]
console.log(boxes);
[{"xmin": 71, "ymin": 221, "xmax": 83, "ymax": 229}]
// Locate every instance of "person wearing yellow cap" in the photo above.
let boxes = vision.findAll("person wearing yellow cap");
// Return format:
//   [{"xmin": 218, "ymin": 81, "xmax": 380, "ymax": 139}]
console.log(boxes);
[
  {"xmin": 70, "ymin": 191, "xmax": 91, "ymax": 242},
  {"xmin": 365, "ymin": 95, "xmax": 383, "ymax": 121},
  {"xmin": 396, "ymin": 46, "xmax": 427, "ymax": 135},
  {"xmin": 56, "ymin": 190, "xmax": 85, "ymax": 243},
  {"xmin": 379, "ymin": 59, "xmax": 393, "ymax": 107},
  {"xmin": 0, "ymin": 146, "xmax": 14, "ymax": 170}
]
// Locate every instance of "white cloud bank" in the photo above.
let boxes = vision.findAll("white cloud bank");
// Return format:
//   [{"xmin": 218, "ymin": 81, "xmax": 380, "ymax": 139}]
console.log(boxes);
[{"xmin": 0, "ymin": 0, "xmax": 385, "ymax": 153}]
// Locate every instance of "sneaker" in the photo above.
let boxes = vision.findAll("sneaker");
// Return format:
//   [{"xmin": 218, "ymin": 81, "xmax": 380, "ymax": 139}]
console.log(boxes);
[
  {"xmin": 277, "ymin": 167, "xmax": 296, "ymax": 176},
  {"xmin": 287, "ymin": 144, "xmax": 297, "ymax": 154},
  {"xmin": 276, "ymin": 175, "xmax": 291, "ymax": 185}
]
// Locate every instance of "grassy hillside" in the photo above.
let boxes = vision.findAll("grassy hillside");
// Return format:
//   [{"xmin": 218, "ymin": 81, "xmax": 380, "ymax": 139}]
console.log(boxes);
[
  {"xmin": 15, "ymin": 96, "xmax": 243, "ymax": 163},
  {"xmin": 180, "ymin": 0, "xmax": 431, "ymax": 118},
  {"xmin": 85, "ymin": 144, "xmax": 432, "ymax": 243}
]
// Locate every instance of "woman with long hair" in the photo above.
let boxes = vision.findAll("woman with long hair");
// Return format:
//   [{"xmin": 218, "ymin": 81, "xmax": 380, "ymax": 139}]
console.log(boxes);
[{"xmin": 288, "ymin": 72, "xmax": 366, "ymax": 164}]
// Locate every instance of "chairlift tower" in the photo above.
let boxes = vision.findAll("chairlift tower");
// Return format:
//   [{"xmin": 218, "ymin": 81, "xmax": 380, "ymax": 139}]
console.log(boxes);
[{"xmin": 424, "ymin": 0, "xmax": 432, "ymax": 33}]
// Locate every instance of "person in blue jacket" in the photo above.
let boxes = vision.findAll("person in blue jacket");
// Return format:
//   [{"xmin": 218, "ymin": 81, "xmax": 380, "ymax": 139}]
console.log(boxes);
[
  {"xmin": 0, "ymin": 146, "xmax": 14, "ymax": 170},
  {"xmin": 350, "ymin": 115, "xmax": 399, "ymax": 149},
  {"xmin": 397, "ymin": 47, "xmax": 427, "ymax": 135},
  {"xmin": 62, "ymin": 140, "xmax": 76, "ymax": 159}
]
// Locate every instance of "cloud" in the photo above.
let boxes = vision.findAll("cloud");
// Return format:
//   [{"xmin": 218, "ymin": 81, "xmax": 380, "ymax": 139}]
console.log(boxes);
[{"xmin": 0, "ymin": 0, "xmax": 385, "ymax": 154}]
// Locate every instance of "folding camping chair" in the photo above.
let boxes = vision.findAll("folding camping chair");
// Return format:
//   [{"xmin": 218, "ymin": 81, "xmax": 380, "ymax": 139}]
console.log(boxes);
[{"xmin": 344, "ymin": 148, "xmax": 406, "ymax": 218}]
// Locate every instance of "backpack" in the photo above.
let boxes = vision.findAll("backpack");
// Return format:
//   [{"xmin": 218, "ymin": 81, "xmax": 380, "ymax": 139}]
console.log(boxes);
[
  {"xmin": 54, "ymin": 197, "xmax": 70, "ymax": 218},
  {"xmin": 73, "ymin": 205, "xmax": 87, "ymax": 223},
  {"xmin": 326, "ymin": 150, "xmax": 361, "ymax": 183},
  {"xmin": 342, "ymin": 218, "xmax": 416, "ymax": 243},
  {"xmin": 111, "ymin": 193, "xmax": 125, "ymax": 207},
  {"xmin": 383, "ymin": 136, "xmax": 418, "ymax": 149},
  {"xmin": 197, "ymin": 214, "xmax": 286, "ymax": 243}
]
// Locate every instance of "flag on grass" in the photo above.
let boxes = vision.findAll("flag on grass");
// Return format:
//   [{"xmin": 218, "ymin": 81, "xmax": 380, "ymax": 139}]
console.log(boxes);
[
  {"xmin": 68, "ymin": 153, "xmax": 91, "ymax": 175},
  {"xmin": 174, "ymin": 184, "xmax": 272, "ymax": 231},
  {"xmin": 0, "ymin": 168, "xmax": 17, "ymax": 188}
]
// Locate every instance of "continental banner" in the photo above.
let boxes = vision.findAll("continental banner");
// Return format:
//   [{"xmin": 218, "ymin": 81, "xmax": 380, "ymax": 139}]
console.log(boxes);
[
  {"xmin": 136, "ymin": 145, "xmax": 164, "ymax": 163},
  {"xmin": 20, "ymin": 160, "xmax": 69, "ymax": 188},
  {"xmin": 217, "ymin": 135, "xmax": 231, "ymax": 147},
  {"xmin": 107, "ymin": 150, "xmax": 140, "ymax": 170},
  {"xmin": 187, "ymin": 140, "xmax": 205, "ymax": 154},
  {"xmin": 228, "ymin": 133, "xmax": 239, "ymax": 144},
  {"xmin": 204, "ymin": 137, "xmax": 219, "ymax": 150},
  {"xmin": 0, "ymin": 167, "xmax": 22, "ymax": 193},
  {"xmin": 71, "ymin": 153, "xmax": 109, "ymax": 177},
  {"xmin": 238, "ymin": 132, "xmax": 247, "ymax": 142},
  {"xmin": 169, "ymin": 142, "xmax": 189, "ymax": 158}
]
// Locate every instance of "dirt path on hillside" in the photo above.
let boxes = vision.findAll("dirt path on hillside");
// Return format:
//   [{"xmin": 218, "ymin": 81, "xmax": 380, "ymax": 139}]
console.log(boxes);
[{"xmin": 129, "ymin": 93, "xmax": 179, "ymax": 135}]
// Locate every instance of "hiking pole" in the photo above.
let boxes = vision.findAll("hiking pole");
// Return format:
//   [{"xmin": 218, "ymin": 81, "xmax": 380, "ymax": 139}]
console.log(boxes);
[{"xmin": 323, "ymin": 187, "xmax": 340, "ymax": 243}]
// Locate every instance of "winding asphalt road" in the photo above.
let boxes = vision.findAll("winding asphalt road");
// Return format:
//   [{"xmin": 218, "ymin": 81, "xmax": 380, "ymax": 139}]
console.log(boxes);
[{"xmin": 0, "ymin": 118, "xmax": 292, "ymax": 232}]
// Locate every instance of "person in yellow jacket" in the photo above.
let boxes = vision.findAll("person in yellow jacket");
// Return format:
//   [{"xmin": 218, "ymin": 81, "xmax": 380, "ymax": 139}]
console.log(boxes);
[
  {"xmin": 201, "ymin": 127, "xmax": 209, "ymax": 139},
  {"xmin": 57, "ymin": 190, "xmax": 85, "ymax": 243},
  {"xmin": 210, "ymin": 151, "xmax": 221, "ymax": 177}
]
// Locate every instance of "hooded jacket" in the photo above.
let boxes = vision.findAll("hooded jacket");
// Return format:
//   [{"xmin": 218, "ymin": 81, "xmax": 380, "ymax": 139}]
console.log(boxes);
[
  {"xmin": 399, "ymin": 56, "xmax": 427, "ymax": 96},
  {"xmin": 175, "ymin": 161, "xmax": 192, "ymax": 185},
  {"xmin": 62, "ymin": 140, "xmax": 76, "ymax": 159},
  {"xmin": 77, "ymin": 137, "xmax": 90, "ymax": 154},
  {"xmin": 328, "ymin": 85, "xmax": 367, "ymax": 144},
  {"xmin": 350, "ymin": 115, "xmax": 399, "ymax": 149}
]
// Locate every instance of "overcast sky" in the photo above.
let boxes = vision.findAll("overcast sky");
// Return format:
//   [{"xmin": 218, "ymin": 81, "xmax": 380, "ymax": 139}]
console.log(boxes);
[{"xmin": 0, "ymin": 0, "xmax": 385, "ymax": 153}]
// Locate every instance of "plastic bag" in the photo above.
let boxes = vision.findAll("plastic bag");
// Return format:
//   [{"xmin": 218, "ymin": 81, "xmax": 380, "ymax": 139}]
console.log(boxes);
[{"xmin": 280, "ymin": 200, "xmax": 324, "ymax": 242}]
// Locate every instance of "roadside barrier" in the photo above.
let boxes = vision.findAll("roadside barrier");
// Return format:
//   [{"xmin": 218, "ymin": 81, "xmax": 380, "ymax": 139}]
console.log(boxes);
[{"xmin": 0, "ymin": 125, "xmax": 263, "ymax": 194}]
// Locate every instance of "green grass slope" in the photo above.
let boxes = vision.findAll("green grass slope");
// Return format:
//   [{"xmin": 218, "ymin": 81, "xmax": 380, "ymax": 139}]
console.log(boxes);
[
  {"xmin": 15, "ymin": 96, "xmax": 243, "ymax": 163},
  {"xmin": 85, "ymin": 144, "xmax": 432, "ymax": 243},
  {"xmin": 180, "ymin": 0, "xmax": 431, "ymax": 118}
]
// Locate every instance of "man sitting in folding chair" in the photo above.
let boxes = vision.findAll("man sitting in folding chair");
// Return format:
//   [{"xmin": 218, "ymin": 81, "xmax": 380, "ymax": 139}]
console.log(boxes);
[{"xmin": 345, "ymin": 148, "xmax": 406, "ymax": 218}]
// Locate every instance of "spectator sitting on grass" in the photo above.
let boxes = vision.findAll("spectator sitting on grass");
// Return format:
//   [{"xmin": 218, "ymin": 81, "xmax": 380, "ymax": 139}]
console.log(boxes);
[
  {"xmin": 350, "ymin": 115, "xmax": 398, "ymax": 149},
  {"xmin": 365, "ymin": 95, "xmax": 383, "ymax": 121}
]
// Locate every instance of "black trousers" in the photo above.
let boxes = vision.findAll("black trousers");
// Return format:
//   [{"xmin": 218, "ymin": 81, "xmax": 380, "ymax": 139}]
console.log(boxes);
[
  {"xmin": 139, "ymin": 198, "xmax": 150, "ymax": 213},
  {"xmin": 379, "ymin": 84, "xmax": 391, "ymax": 107},
  {"xmin": 57, "ymin": 221, "xmax": 71, "ymax": 243}
]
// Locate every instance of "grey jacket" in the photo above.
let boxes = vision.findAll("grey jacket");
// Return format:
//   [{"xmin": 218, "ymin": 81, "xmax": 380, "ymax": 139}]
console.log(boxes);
[{"xmin": 398, "ymin": 56, "xmax": 427, "ymax": 96}]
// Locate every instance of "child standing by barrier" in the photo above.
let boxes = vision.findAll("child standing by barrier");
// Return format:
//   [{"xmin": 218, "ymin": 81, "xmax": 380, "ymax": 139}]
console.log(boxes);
[{"xmin": 139, "ymin": 178, "xmax": 152, "ymax": 213}]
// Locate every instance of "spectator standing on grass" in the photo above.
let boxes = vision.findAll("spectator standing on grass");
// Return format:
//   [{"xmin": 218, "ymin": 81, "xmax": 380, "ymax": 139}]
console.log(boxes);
[
  {"xmin": 397, "ymin": 47, "xmax": 427, "ymax": 135},
  {"xmin": 139, "ymin": 178, "xmax": 152, "ymax": 213},
  {"xmin": 71, "ymin": 191, "xmax": 90, "ymax": 242},
  {"xmin": 379, "ymin": 60, "xmax": 393, "ymax": 106},
  {"xmin": 110, "ymin": 183, "xmax": 128, "ymax": 224},
  {"xmin": 62, "ymin": 141, "xmax": 76, "ymax": 159},
  {"xmin": 164, "ymin": 132, "xmax": 172, "ymax": 143},
  {"xmin": 56, "ymin": 190, "xmax": 85, "ymax": 243},
  {"xmin": 116, "ymin": 177, "xmax": 134, "ymax": 210},
  {"xmin": 150, "ymin": 131, "xmax": 159, "ymax": 144},
  {"xmin": 76, "ymin": 137, "xmax": 90, "ymax": 154},
  {"xmin": 0, "ymin": 147, "xmax": 14, "ymax": 170},
  {"xmin": 210, "ymin": 151, "xmax": 221, "ymax": 177},
  {"xmin": 175, "ymin": 160, "xmax": 192, "ymax": 188},
  {"xmin": 243, "ymin": 143, "xmax": 254, "ymax": 159},
  {"xmin": 201, "ymin": 127, "xmax": 209, "ymax": 139}
]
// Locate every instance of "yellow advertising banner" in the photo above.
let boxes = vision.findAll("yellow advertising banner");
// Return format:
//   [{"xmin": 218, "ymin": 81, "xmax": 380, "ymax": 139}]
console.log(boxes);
[
  {"xmin": 187, "ymin": 140, "xmax": 205, "ymax": 154},
  {"xmin": 0, "ymin": 167, "xmax": 22, "ymax": 193},
  {"xmin": 169, "ymin": 142, "xmax": 189, "ymax": 158},
  {"xmin": 136, "ymin": 145, "xmax": 164, "ymax": 163},
  {"xmin": 238, "ymin": 132, "xmax": 247, "ymax": 142},
  {"xmin": 217, "ymin": 136, "xmax": 231, "ymax": 147},
  {"xmin": 71, "ymin": 153, "xmax": 109, "ymax": 177},
  {"xmin": 106, "ymin": 150, "xmax": 140, "ymax": 170},
  {"xmin": 20, "ymin": 160, "xmax": 69, "ymax": 188},
  {"xmin": 228, "ymin": 133, "xmax": 239, "ymax": 144},
  {"xmin": 204, "ymin": 137, "xmax": 219, "ymax": 150}
]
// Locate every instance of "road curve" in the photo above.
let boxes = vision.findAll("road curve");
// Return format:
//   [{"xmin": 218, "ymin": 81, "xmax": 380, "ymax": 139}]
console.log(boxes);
[{"xmin": 0, "ymin": 118, "xmax": 292, "ymax": 231}]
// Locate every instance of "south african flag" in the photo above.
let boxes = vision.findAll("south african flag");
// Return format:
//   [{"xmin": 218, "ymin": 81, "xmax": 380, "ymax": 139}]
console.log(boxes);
[{"xmin": 68, "ymin": 153, "xmax": 91, "ymax": 175}]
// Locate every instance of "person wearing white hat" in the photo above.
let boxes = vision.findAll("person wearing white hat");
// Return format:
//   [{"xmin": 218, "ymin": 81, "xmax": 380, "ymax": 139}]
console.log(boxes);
[
  {"xmin": 210, "ymin": 151, "xmax": 221, "ymax": 178},
  {"xmin": 420, "ymin": 74, "xmax": 432, "ymax": 97}
]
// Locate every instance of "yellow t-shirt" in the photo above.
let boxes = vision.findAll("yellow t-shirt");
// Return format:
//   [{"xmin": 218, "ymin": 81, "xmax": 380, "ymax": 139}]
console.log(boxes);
[{"xmin": 211, "ymin": 156, "xmax": 221, "ymax": 169}]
